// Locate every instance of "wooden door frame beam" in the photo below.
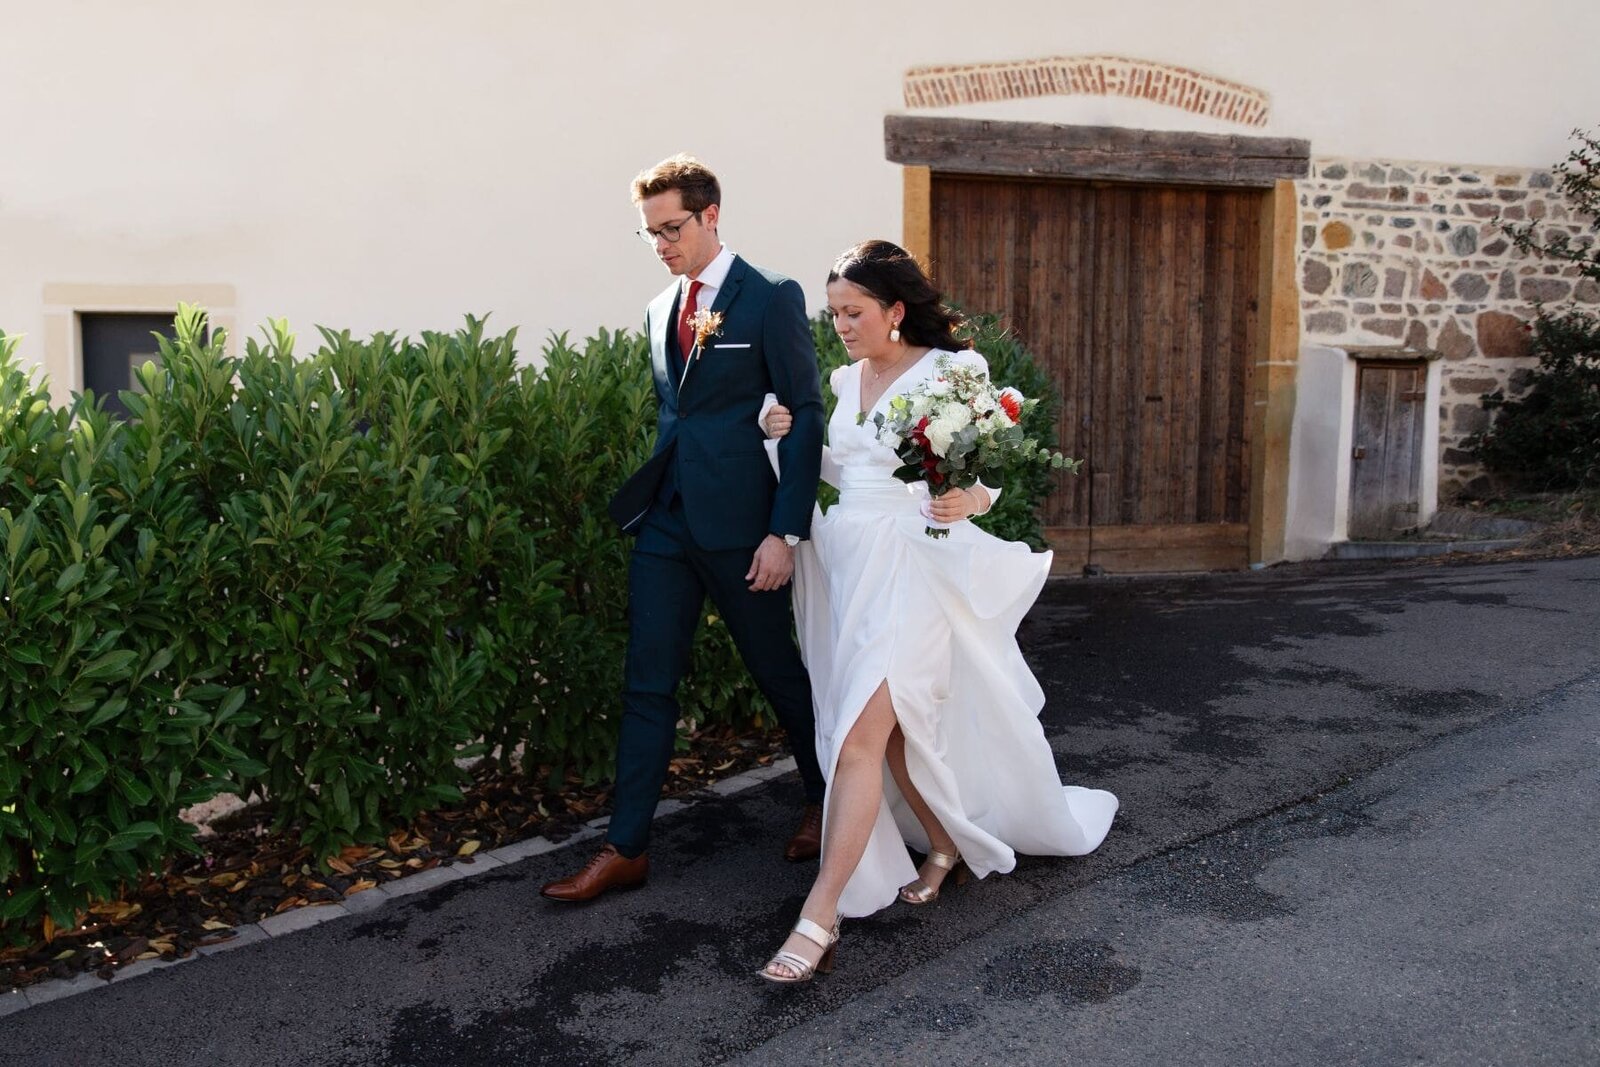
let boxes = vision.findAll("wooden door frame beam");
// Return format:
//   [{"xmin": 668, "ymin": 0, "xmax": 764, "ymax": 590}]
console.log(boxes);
[{"xmin": 886, "ymin": 115, "xmax": 1309, "ymax": 188}]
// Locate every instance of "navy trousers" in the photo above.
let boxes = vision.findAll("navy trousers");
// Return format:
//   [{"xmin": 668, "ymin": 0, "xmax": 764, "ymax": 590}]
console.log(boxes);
[{"xmin": 607, "ymin": 495, "xmax": 825, "ymax": 856}]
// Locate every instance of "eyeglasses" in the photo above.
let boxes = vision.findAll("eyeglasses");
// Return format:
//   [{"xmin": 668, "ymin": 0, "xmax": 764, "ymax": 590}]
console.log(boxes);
[{"xmin": 636, "ymin": 212, "xmax": 702, "ymax": 245}]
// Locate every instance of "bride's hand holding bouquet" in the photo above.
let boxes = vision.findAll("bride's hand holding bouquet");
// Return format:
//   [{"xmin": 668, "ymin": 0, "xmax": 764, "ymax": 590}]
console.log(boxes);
[{"xmin": 872, "ymin": 354, "xmax": 1080, "ymax": 538}]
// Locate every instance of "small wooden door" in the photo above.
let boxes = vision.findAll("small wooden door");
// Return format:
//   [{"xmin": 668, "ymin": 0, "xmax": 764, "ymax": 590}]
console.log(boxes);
[
  {"xmin": 930, "ymin": 175, "xmax": 1261, "ymax": 572},
  {"xmin": 1348, "ymin": 362, "xmax": 1426, "ymax": 539}
]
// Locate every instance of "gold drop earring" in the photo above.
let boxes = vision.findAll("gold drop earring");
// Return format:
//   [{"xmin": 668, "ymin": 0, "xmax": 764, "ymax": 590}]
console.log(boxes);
[{"xmin": 888, "ymin": 319, "xmax": 901, "ymax": 344}]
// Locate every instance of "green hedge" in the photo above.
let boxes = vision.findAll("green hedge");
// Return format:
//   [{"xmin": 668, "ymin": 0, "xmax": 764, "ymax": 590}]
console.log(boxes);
[{"xmin": 0, "ymin": 305, "xmax": 1061, "ymax": 941}]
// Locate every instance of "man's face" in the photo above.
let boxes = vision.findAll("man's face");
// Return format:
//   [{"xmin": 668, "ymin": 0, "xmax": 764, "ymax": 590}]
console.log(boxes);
[{"xmin": 639, "ymin": 190, "xmax": 721, "ymax": 278}]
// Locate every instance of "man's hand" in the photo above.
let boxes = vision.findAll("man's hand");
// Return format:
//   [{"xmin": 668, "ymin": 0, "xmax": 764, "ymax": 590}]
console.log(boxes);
[
  {"xmin": 745, "ymin": 534, "xmax": 796, "ymax": 591},
  {"xmin": 763, "ymin": 403, "xmax": 793, "ymax": 439}
]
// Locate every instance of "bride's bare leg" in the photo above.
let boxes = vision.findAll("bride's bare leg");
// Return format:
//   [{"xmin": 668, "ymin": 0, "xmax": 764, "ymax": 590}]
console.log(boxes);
[
  {"xmin": 763, "ymin": 680, "xmax": 899, "ymax": 979},
  {"xmin": 886, "ymin": 725, "xmax": 962, "ymax": 894}
]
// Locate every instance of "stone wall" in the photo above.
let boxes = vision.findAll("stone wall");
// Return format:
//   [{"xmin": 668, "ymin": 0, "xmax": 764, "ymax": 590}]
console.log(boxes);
[{"xmin": 1296, "ymin": 158, "xmax": 1596, "ymax": 496}]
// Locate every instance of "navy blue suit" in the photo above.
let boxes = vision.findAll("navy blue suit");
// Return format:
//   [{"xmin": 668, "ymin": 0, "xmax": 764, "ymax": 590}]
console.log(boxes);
[{"xmin": 607, "ymin": 254, "xmax": 827, "ymax": 856}]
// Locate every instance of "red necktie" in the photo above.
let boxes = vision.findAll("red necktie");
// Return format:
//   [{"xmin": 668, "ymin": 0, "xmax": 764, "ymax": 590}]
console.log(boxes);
[{"xmin": 677, "ymin": 279, "xmax": 705, "ymax": 366}]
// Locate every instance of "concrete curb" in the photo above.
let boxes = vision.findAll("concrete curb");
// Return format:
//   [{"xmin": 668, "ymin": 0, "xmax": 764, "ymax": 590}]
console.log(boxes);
[
  {"xmin": 3, "ymin": 756, "xmax": 800, "ymax": 1014},
  {"xmin": 1326, "ymin": 537, "xmax": 1527, "ymax": 560}
]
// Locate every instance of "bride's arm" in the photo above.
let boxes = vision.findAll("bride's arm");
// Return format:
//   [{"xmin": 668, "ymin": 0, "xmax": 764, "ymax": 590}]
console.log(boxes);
[{"xmin": 760, "ymin": 392, "xmax": 841, "ymax": 487}]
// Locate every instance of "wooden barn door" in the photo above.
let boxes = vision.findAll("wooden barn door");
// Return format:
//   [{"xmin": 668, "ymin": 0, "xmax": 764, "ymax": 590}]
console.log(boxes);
[{"xmin": 930, "ymin": 174, "xmax": 1261, "ymax": 573}]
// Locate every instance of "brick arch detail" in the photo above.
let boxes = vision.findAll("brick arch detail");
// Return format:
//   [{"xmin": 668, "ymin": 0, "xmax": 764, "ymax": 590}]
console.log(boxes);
[{"xmin": 903, "ymin": 55, "xmax": 1270, "ymax": 128}]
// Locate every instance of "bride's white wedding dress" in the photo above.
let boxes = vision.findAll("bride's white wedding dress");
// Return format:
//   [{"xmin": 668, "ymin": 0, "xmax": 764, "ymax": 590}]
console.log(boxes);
[{"xmin": 779, "ymin": 348, "xmax": 1118, "ymax": 919}]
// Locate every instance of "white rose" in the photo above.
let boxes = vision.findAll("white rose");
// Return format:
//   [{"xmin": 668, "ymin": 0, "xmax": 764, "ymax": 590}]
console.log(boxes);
[
  {"xmin": 925, "ymin": 377, "xmax": 953, "ymax": 397},
  {"xmin": 925, "ymin": 410, "xmax": 971, "ymax": 457},
  {"xmin": 877, "ymin": 426, "xmax": 903, "ymax": 450}
]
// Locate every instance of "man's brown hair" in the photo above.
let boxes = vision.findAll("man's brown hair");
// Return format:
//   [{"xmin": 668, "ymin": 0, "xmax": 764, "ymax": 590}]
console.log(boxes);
[{"xmin": 630, "ymin": 153, "xmax": 722, "ymax": 212}]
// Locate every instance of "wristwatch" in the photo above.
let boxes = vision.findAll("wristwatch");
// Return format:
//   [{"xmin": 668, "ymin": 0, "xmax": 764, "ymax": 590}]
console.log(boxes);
[{"xmin": 782, "ymin": 534, "xmax": 803, "ymax": 547}]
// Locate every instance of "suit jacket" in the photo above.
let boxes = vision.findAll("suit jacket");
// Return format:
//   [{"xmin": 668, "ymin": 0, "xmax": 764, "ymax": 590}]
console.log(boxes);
[{"xmin": 609, "ymin": 254, "xmax": 823, "ymax": 551}]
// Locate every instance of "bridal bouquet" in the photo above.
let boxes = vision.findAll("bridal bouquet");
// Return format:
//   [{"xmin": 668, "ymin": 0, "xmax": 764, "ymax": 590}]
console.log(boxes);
[{"xmin": 872, "ymin": 355, "xmax": 1080, "ymax": 538}]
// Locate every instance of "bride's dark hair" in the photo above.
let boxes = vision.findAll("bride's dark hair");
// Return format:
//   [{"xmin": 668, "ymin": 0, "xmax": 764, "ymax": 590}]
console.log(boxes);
[{"xmin": 827, "ymin": 240, "xmax": 969, "ymax": 351}]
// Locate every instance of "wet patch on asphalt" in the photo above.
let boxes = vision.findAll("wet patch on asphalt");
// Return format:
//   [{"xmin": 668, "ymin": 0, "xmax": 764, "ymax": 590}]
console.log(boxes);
[
  {"xmin": 982, "ymin": 938, "xmax": 1142, "ymax": 1003},
  {"xmin": 1124, "ymin": 798, "xmax": 1378, "ymax": 924}
]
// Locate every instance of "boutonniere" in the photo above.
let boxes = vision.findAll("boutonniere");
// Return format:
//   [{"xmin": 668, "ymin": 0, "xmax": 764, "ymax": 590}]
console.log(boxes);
[{"xmin": 691, "ymin": 308, "xmax": 725, "ymax": 352}]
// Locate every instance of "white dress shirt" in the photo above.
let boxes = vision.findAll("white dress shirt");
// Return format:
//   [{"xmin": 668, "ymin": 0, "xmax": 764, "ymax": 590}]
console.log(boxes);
[{"xmin": 683, "ymin": 244, "xmax": 736, "ymax": 315}]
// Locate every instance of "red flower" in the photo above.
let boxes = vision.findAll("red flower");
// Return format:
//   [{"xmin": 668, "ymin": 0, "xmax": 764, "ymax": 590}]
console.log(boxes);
[{"xmin": 998, "ymin": 392, "xmax": 1022, "ymax": 422}]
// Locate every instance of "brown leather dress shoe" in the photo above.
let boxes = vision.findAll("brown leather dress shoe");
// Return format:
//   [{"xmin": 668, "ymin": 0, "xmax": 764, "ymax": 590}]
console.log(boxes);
[
  {"xmin": 784, "ymin": 803, "xmax": 824, "ymax": 862},
  {"xmin": 540, "ymin": 844, "xmax": 649, "ymax": 902}
]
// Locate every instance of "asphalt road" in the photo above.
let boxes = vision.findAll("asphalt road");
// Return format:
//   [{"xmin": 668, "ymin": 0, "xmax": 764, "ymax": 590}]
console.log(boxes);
[{"xmin": 3, "ymin": 556, "xmax": 1597, "ymax": 1067}]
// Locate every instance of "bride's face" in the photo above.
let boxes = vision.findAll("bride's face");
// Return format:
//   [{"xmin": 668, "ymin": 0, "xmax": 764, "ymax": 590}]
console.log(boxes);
[{"xmin": 826, "ymin": 279, "xmax": 903, "ymax": 363}]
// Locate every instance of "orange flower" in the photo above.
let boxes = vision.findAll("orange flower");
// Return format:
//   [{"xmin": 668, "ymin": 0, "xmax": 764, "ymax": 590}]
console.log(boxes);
[{"xmin": 998, "ymin": 391, "xmax": 1022, "ymax": 423}]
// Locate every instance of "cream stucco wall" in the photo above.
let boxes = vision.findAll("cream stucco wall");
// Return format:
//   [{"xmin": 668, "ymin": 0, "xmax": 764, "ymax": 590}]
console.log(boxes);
[{"xmin": 4, "ymin": 0, "xmax": 1600, "ymax": 395}]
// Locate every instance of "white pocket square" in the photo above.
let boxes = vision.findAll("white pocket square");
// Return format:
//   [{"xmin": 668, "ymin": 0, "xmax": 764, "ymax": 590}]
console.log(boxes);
[{"xmin": 711, "ymin": 342, "xmax": 751, "ymax": 349}]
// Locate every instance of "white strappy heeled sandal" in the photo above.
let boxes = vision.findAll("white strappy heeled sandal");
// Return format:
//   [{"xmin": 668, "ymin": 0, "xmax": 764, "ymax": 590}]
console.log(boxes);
[{"xmin": 758, "ymin": 916, "xmax": 840, "ymax": 984}]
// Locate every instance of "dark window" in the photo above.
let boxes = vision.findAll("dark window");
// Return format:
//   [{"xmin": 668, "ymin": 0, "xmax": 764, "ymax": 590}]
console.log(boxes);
[{"xmin": 80, "ymin": 313, "xmax": 190, "ymax": 418}]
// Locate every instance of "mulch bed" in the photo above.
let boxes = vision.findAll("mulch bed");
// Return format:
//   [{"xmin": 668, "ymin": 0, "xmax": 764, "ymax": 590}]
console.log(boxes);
[{"xmin": 2, "ymin": 722, "xmax": 789, "ymax": 993}]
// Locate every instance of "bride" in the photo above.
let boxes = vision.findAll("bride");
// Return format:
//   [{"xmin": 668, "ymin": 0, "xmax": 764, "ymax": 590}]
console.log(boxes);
[{"xmin": 757, "ymin": 240, "xmax": 1117, "ymax": 984}]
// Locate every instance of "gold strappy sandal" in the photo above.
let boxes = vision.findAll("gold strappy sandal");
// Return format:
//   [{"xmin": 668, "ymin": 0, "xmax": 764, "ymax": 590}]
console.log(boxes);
[
  {"xmin": 758, "ymin": 916, "xmax": 840, "ymax": 984},
  {"xmin": 899, "ymin": 849, "xmax": 969, "ymax": 905}
]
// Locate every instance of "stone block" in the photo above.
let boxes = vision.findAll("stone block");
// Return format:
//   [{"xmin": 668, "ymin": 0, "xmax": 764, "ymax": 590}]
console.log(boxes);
[
  {"xmin": 1448, "ymin": 227, "xmax": 1479, "ymax": 255},
  {"xmin": 456, "ymin": 852, "xmax": 506, "ymax": 874},
  {"xmin": 1322, "ymin": 221, "xmax": 1354, "ymax": 250},
  {"xmin": 1575, "ymin": 278, "xmax": 1600, "ymax": 303},
  {"xmin": 1437, "ymin": 318, "xmax": 1476, "ymax": 361},
  {"xmin": 1384, "ymin": 269, "xmax": 1407, "ymax": 298},
  {"xmin": 1449, "ymin": 404, "xmax": 1490, "ymax": 434},
  {"xmin": 1302, "ymin": 258, "xmax": 1332, "ymax": 295},
  {"xmin": 1521, "ymin": 278, "xmax": 1572, "ymax": 302},
  {"xmin": 375, "ymin": 865, "xmax": 465, "ymax": 902},
  {"xmin": 1477, "ymin": 311, "xmax": 1532, "ymax": 359},
  {"xmin": 108, "ymin": 955, "xmax": 180, "ymax": 983},
  {"xmin": 1341, "ymin": 262, "xmax": 1378, "ymax": 297},
  {"xmin": 259, "ymin": 902, "xmax": 348, "ymax": 937},
  {"xmin": 340, "ymin": 887, "xmax": 391, "ymax": 916},
  {"xmin": 1451, "ymin": 273, "xmax": 1490, "ymax": 301},
  {"xmin": 1420, "ymin": 270, "xmax": 1447, "ymax": 300},
  {"xmin": 1448, "ymin": 376, "xmax": 1499, "ymax": 394},
  {"xmin": 1305, "ymin": 311, "xmax": 1347, "ymax": 335},
  {"xmin": 22, "ymin": 972, "xmax": 101, "ymax": 1008},
  {"xmin": 484, "ymin": 836, "xmax": 556, "ymax": 865},
  {"xmin": 1361, "ymin": 318, "xmax": 1406, "ymax": 338},
  {"xmin": 196, "ymin": 923, "xmax": 270, "ymax": 956}
]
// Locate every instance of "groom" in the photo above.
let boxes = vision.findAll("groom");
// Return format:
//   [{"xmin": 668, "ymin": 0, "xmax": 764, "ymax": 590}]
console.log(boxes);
[{"xmin": 541, "ymin": 154, "xmax": 828, "ymax": 902}]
